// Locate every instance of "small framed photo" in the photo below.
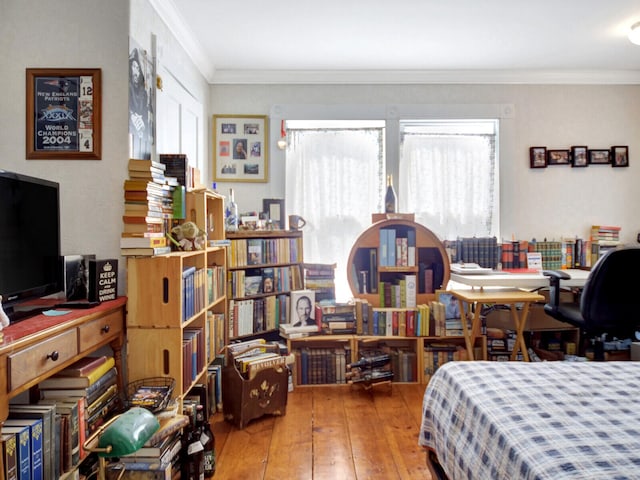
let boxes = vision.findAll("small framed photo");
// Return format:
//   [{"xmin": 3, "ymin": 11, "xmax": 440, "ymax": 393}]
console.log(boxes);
[
  {"xmin": 570, "ymin": 146, "xmax": 588, "ymax": 167},
  {"xmin": 262, "ymin": 198, "xmax": 285, "ymax": 230},
  {"xmin": 529, "ymin": 146, "xmax": 547, "ymax": 168},
  {"xmin": 589, "ymin": 149, "xmax": 611, "ymax": 165},
  {"xmin": 611, "ymin": 145, "xmax": 629, "ymax": 167},
  {"xmin": 547, "ymin": 149, "xmax": 571, "ymax": 165}
]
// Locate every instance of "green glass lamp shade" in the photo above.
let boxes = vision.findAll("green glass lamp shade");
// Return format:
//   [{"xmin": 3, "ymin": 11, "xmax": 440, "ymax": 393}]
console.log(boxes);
[{"xmin": 98, "ymin": 407, "xmax": 160, "ymax": 457}]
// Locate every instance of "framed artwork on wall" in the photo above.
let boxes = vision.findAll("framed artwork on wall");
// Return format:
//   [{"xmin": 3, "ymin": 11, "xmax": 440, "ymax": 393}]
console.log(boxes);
[
  {"xmin": 589, "ymin": 149, "xmax": 611, "ymax": 165},
  {"xmin": 529, "ymin": 146, "xmax": 547, "ymax": 168},
  {"xmin": 570, "ymin": 146, "xmax": 588, "ymax": 167},
  {"xmin": 547, "ymin": 149, "xmax": 571, "ymax": 165},
  {"xmin": 213, "ymin": 114, "xmax": 269, "ymax": 182},
  {"xmin": 26, "ymin": 68, "xmax": 102, "ymax": 160},
  {"xmin": 611, "ymin": 146, "xmax": 629, "ymax": 167}
]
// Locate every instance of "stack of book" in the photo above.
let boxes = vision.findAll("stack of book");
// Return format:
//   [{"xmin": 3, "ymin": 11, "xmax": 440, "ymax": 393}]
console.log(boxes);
[
  {"xmin": 302, "ymin": 263, "xmax": 336, "ymax": 303},
  {"xmin": 35, "ymin": 355, "xmax": 121, "ymax": 474},
  {"xmin": 121, "ymin": 158, "xmax": 173, "ymax": 256}
]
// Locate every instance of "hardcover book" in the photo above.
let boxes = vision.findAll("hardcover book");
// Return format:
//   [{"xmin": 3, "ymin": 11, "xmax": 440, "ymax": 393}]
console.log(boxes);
[
  {"xmin": 38, "ymin": 357, "xmax": 115, "ymax": 389},
  {"xmin": 2, "ymin": 425, "xmax": 30, "ymax": 480},
  {"xmin": 8, "ymin": 405, "xmax": 55, "ymax": 480},
  {"xmin": 1, "ymin": 432, "xmax": 18, "ymax": 480},
  {"xmin": 56, "ymin": 355, "xmax": 108, "ymax": 377},
  {"xmin": 3, "ymin": 419, "xmax": 43, "ymax": 480},
  {"xmin": 88, "ymin": 259, "xmax": 118, "ymax": 302}
]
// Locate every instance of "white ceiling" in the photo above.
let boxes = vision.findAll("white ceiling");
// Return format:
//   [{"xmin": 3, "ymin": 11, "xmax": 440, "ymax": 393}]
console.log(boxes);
[{"xmin": 152, "ymin": 0, "xmax": 640, "ymax": 84}]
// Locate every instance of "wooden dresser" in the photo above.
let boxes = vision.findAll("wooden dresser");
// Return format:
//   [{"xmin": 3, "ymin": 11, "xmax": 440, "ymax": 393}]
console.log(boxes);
[{"xmin": 0, "ymin": 297, "xmax": 126, "ymax": 424}]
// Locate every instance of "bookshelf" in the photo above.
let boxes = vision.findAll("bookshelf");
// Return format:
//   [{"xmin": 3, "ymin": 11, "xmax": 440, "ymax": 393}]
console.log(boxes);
[
  {"xmin": 347, "ymin": 218, "xmax": 450, "ymax": 307},
  {"xmin": 126, "ymin": 190, "xmax": 227, "ymax": 412},
  {"xmin": 226, "ymin": 230, "xmax": 304, "ymax": 343}
]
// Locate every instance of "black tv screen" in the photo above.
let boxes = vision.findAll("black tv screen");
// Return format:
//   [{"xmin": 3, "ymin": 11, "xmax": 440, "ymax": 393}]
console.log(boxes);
[{"xmin": 0, "ymin": 170, "xmax": 61, "ymax": 322}]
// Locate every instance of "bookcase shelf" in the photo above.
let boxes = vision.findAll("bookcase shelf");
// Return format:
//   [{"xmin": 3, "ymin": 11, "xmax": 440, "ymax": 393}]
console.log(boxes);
[
  {"xmin": 226, "ymin": 230, "xmax": 304, "ymax": 343},
  {"xmin": 347, "ymin": 218, "xmax": 450, "ymax": 307},
  {"xmin": 126, "ymin": 190, "xmax": 227, "ymax": 412}
]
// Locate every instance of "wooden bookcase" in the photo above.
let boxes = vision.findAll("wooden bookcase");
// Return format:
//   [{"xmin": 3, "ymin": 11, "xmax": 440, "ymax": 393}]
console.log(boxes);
[
  {"xmin": 126, "ymin": 190, "xmax": 227, "ymax": 411},
  {"xmin": 347, "ymin": 218, "xmax": 450, "ymax": 307},
  {"xmin": 226, "ymin": 230, "xmax": 304, "ymax": 343}
]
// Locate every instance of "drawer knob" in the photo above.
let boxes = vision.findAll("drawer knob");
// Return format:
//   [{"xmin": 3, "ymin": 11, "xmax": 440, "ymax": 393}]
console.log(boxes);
[
  {"xmin": 101, "ymin": 325, "xmax": 110, "ymax": 334},
  {"xmin": 46, "ymin": 351, "xmax": 59, "ymax": 361}
]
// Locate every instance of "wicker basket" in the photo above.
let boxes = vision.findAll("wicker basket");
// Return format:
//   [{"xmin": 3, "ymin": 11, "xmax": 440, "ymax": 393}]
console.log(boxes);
[{"xmin": 127, "ymin": 377, "xmax": 175, "ymax": 412}]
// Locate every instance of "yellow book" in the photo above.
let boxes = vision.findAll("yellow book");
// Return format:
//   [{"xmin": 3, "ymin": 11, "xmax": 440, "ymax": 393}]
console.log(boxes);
[{"xmin": 39, "ymin": 357, "xmax": 116, "ymax": 389}]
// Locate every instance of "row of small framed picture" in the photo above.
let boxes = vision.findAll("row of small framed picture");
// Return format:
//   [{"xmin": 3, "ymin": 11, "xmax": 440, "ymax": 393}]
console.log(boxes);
[{"xmin": 529, "ymin": 145, "xmax": 629, "ymax": 168}]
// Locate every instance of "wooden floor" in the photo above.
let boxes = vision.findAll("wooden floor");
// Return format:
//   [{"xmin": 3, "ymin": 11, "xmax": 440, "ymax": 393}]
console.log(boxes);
[{"xmin": 211, "ymin": 382, "xmax": 432, "ymax": 480}]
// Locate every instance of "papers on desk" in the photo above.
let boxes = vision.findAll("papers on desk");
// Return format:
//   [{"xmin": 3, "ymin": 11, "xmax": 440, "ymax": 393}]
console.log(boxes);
[{"xmin": 450, "ymin": 263, "xmax": 494, "ymax": 275}]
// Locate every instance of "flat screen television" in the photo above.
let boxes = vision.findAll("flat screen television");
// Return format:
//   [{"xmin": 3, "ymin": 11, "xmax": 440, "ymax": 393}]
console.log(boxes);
[{"xmin": 0, "ymin": 170, "xmax": 61, "ymax": 322}]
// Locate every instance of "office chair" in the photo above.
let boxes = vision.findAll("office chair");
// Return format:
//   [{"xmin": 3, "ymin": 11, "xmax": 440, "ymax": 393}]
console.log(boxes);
[{"xmin": 543, "ymin": 247, "xmax": 640, "ymax": 360}]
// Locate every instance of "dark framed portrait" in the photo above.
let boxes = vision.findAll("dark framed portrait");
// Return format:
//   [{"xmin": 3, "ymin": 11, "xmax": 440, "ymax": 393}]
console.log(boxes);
[
  {"xmin": 547, "ymin": 149, "xmax": 571, "ymax": 165},
  {"xmin": 570, "ymin": 146, "xmax": 588, "ymax": 167},
  {"xmin": 529, "ymin": 146, "xmax": 547, "ymax": 168},
  {"xmin": 589, "ymin": 149, "xmax": 611, "ymax": 165},
  {"xmin": 611, "ymin": 145, "xmax": 629, "ymax": 167}
]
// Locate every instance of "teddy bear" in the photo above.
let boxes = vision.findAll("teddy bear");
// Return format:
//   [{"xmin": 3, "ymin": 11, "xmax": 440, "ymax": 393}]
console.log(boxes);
[{"xmin": 169, "ymin": 221, "xmax": 207, "ymax": 251}]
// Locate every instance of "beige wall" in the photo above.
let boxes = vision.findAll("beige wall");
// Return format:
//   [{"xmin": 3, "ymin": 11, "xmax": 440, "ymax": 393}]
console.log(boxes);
[{"xmin": 211, "ymin": 83, "xmax": 640, "ymax": 244}]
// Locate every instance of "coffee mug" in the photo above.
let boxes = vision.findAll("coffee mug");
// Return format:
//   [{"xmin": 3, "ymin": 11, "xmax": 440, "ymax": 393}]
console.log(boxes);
[{"xmin": 289, "ymin": 215, "xmax": 307, "ymax": 230}]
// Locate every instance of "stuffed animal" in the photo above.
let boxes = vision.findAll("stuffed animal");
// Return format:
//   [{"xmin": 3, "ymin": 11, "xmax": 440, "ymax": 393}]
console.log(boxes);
[{"xmin": 169, "ymin": 221, "xmax": 207, "ymax": 251}]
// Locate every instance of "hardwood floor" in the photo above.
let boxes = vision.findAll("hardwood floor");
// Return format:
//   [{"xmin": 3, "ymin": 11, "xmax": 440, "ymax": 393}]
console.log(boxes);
[{"xmin": 211, "ymin": 383, "xmax": 432, "ymax": 480}]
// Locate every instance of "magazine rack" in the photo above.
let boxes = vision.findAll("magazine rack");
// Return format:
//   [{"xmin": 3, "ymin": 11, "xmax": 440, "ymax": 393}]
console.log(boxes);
[{"xmin": 222, "ymin": 344, "xmax": 288, "ymax": 429}]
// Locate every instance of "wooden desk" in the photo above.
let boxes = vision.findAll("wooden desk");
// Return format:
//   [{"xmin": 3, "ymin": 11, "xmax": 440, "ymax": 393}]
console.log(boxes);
[
  {"xmin": 450, "ymin": 288, "xmax": 544, "ymax": 362},
  {"xmin": 0, "ymin": 297, "xmax": 126, "ymax": 425}
]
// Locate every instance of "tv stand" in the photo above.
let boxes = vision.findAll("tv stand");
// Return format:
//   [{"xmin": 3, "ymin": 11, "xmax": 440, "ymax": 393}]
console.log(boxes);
[{"xmin": 0, "ymin": 297, "xmax": 126, "ymax": 424}]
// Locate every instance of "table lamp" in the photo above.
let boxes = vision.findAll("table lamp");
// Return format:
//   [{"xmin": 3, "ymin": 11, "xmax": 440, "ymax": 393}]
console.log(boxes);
[{"xmin": 83, "ymin": 407, "xmax": 160, "ymax": 480}]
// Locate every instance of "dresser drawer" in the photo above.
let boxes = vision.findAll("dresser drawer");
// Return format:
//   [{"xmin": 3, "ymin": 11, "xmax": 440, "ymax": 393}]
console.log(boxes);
[
  {"xmin": 8, "ymin": 329, "xmax": 78, "ymax": 391},
  {"xmin": 78, "ymin": 309, "xmax": 123, "ymax": 351}
]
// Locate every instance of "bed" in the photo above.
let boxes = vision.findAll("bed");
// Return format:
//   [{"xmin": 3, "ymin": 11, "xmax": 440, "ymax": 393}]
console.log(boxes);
[{"xmin": 419, "ymin": 361, "xmax": 640, "ymax": 480}]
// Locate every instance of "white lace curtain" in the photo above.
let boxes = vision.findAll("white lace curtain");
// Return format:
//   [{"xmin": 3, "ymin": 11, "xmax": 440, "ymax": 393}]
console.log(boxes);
[
  {"xmin": 285, "ymin": 127, "xmax": 384, "ymax": 301},
  {"xmin": 400, "ymin": 127, "xmax": 497, "ymax": 240}
]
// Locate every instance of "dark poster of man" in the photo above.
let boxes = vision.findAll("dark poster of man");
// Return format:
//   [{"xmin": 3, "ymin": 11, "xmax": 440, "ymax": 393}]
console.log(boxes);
[{"xmin": 129, "ymin": 39, "xmax": 154, "ymax": 160}]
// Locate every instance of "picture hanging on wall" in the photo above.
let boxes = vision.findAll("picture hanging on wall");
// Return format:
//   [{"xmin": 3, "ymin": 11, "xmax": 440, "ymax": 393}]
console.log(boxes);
[
  {"xmin": 589, "ymin": 149, "xmax": 611, "ymax": 165},
  {"xmin": 611, "ymin": 146, "xmax": 629, "ymax": 167},
  {"xmin": 529, "ymin": 146, "xmax": 547, "ymax": 168},
  {"xmin": 571, "ymin": 146, "xmax": 588, "ymax": 167},
  {"xmin": 128, "ymin": 37, "xmax": 155, "ymax": 161},
  {"xmin": 213, "ymin": 114, "xmax": 269, "ymax": 183},
  {"xmin": 547, "ymin": 149, "xmax": 571, "ymax": 165},
  {"xmin": 26, "ymin": 68, "xmax": 102, "ymax": 160}
]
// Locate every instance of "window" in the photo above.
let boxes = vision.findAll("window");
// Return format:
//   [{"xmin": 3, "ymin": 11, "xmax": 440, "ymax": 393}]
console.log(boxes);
[
  {"xmin": 285, "ymin": 117, "xmax": 499, "ymax": 301},
  {"xmin": 399, "ymin": 120, "xmax": 499, "ymax": 240},
  {"xmin": 285, "ymin": 121, "xmax": 385, "ymax": 300}
]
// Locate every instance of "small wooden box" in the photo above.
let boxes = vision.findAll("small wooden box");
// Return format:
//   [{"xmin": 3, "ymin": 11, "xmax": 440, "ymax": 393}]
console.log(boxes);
[{"xmin": 222, "ymin": 346, "xmax": 288, "ymax": 429}]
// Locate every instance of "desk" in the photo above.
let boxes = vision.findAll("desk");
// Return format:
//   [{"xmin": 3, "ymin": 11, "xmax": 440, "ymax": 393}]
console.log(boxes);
[
  {"xmin": 450, "ymin": 288, "xmax": 545, "ymax": 361},
  {"xmin": 450, "ymin": 268, "xmax": 589, "ymax": 290}
]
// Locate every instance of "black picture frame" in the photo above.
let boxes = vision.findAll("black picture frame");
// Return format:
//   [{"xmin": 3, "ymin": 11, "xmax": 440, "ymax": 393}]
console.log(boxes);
[
  {"xmin": 262, "ymin": 198, "xmax": 285, "ymax": 230},
  {"xmin": 529, "ymin": 146, "xmax": 547, "ymax": 168},
  {"xmin": 26, "ymin": 68, "xmax": 102, "ymax": 160},
  {"xmin": 589, "ymin": 149, "xmax": 611, "ymax": 165},
  {"xmin": 611, "ymin": 145, "xmax": 629, "ymax": 167},
  {"xmin": 547, "ymin": 149, "xmax": 571, "ymax": 165},
  {"xmin": 570, "ymin": 146, "xmax": 588, "ymax": 167}
]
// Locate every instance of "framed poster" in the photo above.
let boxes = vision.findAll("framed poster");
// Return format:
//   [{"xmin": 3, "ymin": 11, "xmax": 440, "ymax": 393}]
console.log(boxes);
[
  {"xmin": 213, "ymin": 114, "xmax": 268, "ymax": 182},
  {"xmin": 26, "ymin": 68, "xmax": 101, "ymax": 159}
]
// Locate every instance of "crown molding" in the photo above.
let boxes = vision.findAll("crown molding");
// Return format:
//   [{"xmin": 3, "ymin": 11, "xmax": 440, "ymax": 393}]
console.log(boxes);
[
  {"xmin": 209, "ymin": 69, "xmax": 640, "ymax": 85},
  {"xmin": 149, "ymin": 0, "xmax": 216, "ymax": 82},
  {"xmin": 148, "ymin": 1, "xmax": 640, "ymax": 86}
]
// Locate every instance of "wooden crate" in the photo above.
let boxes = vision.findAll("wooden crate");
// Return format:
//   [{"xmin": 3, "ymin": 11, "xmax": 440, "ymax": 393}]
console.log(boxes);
[{"xmin": 221, "ymin": 348, "xmax": 288, "ymax": 429}]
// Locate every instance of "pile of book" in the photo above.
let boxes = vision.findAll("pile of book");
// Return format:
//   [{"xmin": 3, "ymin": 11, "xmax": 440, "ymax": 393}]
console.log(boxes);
[
  {"xmin": 3, "ymin": 355, "xmax": 120, "ymax": 479},
  {"xmin": 121, "ymin": 158, "xmax": 174, "ymax": 256},
  {"xmin": 302, "ymin": 263, "xmax": 336, "ymax": 303},
  {"xmin": 315, "ymin": 302, "xmax": 357, "ymax": 334}
]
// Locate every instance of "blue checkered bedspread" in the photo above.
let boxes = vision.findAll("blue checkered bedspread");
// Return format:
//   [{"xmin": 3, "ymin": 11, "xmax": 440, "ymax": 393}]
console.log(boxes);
[{"xmin": 419, "ymin": 361, "xmax": 640, "ymax": 479}]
